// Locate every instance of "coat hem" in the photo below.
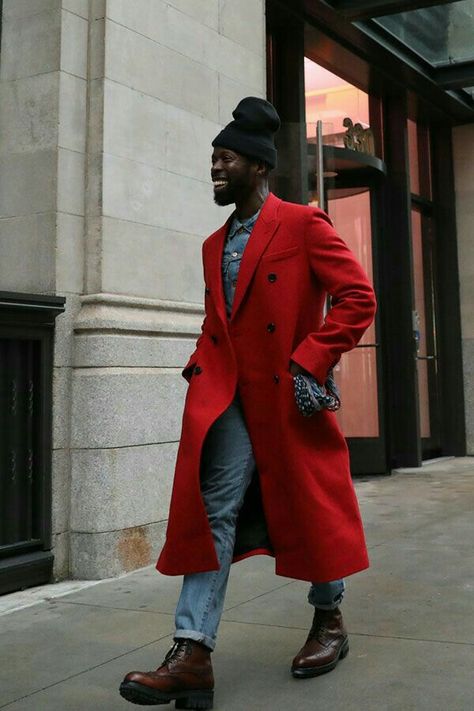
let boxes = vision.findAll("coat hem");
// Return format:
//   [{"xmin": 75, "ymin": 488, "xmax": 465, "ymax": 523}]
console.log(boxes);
[
  {"xmin": 274, "ymin": 559, "xmax": 370, "ymax": 584},
  {"xmin": 232, "ymin": 547, "xmax": 274, "ymax": 564}
]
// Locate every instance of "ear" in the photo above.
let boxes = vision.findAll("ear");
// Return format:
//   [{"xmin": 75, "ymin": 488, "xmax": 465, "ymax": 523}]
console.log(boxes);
[{"xmin": 255, "ymin": 160, "xmax": 269, "ymax": 178}]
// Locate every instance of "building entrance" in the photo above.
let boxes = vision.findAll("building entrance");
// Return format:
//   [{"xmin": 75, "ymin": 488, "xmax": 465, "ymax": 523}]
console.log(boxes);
[
  {"xmin": 305, "ymin": 59, "xmax": 387, "ymax": 473},
  {"xmin": 407, "ymin": 119, "xmax": 443, "ymax": 458}
]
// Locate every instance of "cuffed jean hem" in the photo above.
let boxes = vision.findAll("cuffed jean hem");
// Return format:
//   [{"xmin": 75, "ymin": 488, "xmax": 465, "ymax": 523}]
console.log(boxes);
[
  {"xmin": 311, "ymin": 600, "xmax": 343, "ymax": 611},
  {"xmin": 174, "ymin": 629, "xmax": 216, "ymax": 652},
  {"xmin": 308, "ymin": 579, "xmax": 345, "ymax": 610}
]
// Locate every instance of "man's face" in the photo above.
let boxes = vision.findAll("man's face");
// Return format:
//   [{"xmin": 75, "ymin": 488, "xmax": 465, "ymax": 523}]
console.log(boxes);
[{"xmin": 211, "ymin": 147, "xmax": 257, "ymax": 206}]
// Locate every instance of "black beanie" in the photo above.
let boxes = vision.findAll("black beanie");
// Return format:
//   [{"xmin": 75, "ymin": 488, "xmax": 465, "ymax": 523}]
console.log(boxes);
[{"xmin": 212, "ymin": 97, "xmax": 280, "ymax": 169}]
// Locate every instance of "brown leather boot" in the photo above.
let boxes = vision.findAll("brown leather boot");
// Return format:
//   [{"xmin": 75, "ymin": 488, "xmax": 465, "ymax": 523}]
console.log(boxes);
[
  {"xmin": 119, "ymin": 638, "xmax": 214, "ymax": 708},
  {"xmin": 291, "ymin": 607, "xmax": 349, "ymax": 679}
]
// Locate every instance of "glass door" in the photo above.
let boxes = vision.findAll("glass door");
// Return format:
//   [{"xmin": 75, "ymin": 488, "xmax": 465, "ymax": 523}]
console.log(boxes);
[
  {"xmin": 328, "ymin": 191, "xmax": 385, "ymax": 473},
  {"xmin": 408, "ymin": 120, "xmax": 442, "ymax": 458},
  {"xmin": 411, "ymin": 209, "xmax": 441, "ymax": 456},
  {"xmin": 304, "ymin": 57, "xmax": 387, "ymax": 473}
]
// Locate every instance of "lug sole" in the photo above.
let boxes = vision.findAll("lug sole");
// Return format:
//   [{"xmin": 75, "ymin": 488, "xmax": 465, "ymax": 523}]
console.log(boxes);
[
  {"xmin": 119, "ymin": 681, "xmax": 214, "ymax": 708},
  {"xmin": 291, "ymin": 638, "xmax": 349, "ymax": 679}
]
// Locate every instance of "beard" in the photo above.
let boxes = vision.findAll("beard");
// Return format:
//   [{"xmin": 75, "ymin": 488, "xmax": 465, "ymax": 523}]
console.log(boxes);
[
  {"xmin": 213, "ymin": 185, "xmax": 235, "ymax": 206},
  {"xmin": 213, "ymin": 170, "xmax": 253, "ymax": 206}
]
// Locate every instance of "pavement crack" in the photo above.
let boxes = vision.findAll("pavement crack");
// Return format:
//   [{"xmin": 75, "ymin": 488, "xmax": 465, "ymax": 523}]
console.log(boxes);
[
  {"xmin": 0, "ymin": 633, "xmax": 174, "ymax": 709},
  {"xmin": 219, "ymin": 617, "xmax": 474, "ymax": 647},
  {"xmin": 222, "ymin": 580, "xmax": 296, "ymax": 613},
  {"xmin": 51, "ymin": 599, "xmax": 174, "ymax": 615}
]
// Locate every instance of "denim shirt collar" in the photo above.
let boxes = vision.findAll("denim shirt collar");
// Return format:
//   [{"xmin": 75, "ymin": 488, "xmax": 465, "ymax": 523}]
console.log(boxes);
[{"xmin": 227, "ymin": 209, "xmax": 261, "ymax": 240}]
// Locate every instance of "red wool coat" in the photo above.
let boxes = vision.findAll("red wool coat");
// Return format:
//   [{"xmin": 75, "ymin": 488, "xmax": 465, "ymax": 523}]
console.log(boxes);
[{"xmin": 157, "ymin": 193, "xmax": 377, "ymax": 583}]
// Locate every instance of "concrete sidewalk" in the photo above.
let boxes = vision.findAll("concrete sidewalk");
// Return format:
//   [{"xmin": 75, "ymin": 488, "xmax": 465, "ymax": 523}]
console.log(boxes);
[{"xmin": 1, "ymin": 458, "xmax": 473, "ymax": 710}]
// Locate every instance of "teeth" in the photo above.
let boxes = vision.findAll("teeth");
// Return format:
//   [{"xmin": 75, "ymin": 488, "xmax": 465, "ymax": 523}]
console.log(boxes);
[{"xmin": 213, "ymin": 180, "xmax": 228, "ymax": 187}]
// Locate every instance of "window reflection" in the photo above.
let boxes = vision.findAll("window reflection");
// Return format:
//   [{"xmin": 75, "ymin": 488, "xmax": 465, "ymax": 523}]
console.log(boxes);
[
  {"xmin": 304, "ymin": 57, "xmax": 379, "ymax": 439},
  {"xmin": 329, "ymin": 193, "xmax": 379, "ymax": 438},
  {"xmin": 304, "ymin": 58, "xmax": 369, "ymax": 147},
  {"xmin": 411, "ymin": 210, "xmax": 431, "ymax": 438}
]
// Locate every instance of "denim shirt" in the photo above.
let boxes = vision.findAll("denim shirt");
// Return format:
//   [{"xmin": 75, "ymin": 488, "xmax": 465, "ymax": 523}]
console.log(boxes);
[
  {"xmin": 222, "ymin": 210, "xmax": 260, "ymax": 318},
  {"xmin": 222, "ymin": 210, "xmax": 261, "ymax": 318}
]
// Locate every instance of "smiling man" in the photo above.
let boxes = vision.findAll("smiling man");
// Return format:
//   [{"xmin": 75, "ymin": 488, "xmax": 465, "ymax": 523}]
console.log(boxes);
[{"xmin": 120, "ymin": 97, "xmax": 376, "ymax": 709}]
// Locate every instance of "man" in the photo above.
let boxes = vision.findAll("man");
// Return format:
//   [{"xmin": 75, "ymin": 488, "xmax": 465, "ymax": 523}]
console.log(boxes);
[{"xmin": 120, "ymin": 97, "xmax": 376, "ymax": 709}]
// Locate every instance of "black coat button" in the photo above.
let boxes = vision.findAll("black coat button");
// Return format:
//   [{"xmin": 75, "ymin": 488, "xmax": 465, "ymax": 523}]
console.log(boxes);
[
  {"xmin": 268, "ymin": 273, "xmax": 277, "ymax": 283},
  {"xmin": 194, "ymin": 366, "xmax": 202, "ymax": 375},
  {"xmin": 205, "ymin": 287, "xmax": 210, "ymax": 295},
  {"xmin": 211, "ymin": 335, "xmax": 218, "ymax": 344},
  {"xmin": 273, "ymin": 374, "xmax": 280, "ymax": 383},
  {"xmin": 267, "ymin": 323, "xmax": 276, "ymax": 333}
]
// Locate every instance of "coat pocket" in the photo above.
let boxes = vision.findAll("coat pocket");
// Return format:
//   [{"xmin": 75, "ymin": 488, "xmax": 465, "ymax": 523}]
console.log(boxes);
[{"xmin": 262, "ymin": 245, "xmax": 300, "ymax": 262}]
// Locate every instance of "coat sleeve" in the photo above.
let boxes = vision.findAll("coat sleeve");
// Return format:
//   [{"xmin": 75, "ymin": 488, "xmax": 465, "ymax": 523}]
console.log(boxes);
[
  {"xmin": 182, "ymin": 316, "xmax": 207, "ymax": 382},
  {"xmin": 290, "ymin": 208, "xmax": 377, "ymax": 385},
  {"xmin": 182, "ymin": 242, "xmax": 208, "ymax": 382}
]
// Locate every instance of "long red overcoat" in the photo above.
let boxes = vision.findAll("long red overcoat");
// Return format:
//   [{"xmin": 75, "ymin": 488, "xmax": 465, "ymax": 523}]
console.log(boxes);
[{"xmin": 157, "ymin": 193, "xmax": 377, "ymax": 583}]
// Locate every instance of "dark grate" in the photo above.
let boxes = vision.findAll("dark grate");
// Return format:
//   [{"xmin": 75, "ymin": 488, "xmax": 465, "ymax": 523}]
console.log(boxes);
[
  {"xmin": 0, "ymin": 338, "xmax": 40, "ymax": 547},
  {"xmin": 0, "ymin": 292, "xmax": 64, "ymax": 593}
]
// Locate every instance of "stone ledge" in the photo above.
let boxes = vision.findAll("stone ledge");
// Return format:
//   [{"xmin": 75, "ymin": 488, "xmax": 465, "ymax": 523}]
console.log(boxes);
[
  {"xmin": 74, "ymin": 293, "xmax": 204, "ymax": 335},
  {"xmin": 74, "ymin": 333, "xmax": 195, "ymax": 368}
]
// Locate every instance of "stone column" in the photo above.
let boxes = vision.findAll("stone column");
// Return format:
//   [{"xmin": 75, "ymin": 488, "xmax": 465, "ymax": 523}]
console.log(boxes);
[
  {"xmin": 69, "ymin": 0, "xmax": 267, "ymax": 578},
  {"xmin": 0, "ymin": 0, "xmax": 89, "ymax": 577},
  {"xmin": 0, "ymin": 0, "xmax": 267, "ymax": 581}
]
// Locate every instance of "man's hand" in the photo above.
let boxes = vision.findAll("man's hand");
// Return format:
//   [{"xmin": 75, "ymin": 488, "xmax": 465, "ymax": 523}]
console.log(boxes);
[{"xmin": 289, "ymin": 361, "xmax": 310, "ymax": 377}]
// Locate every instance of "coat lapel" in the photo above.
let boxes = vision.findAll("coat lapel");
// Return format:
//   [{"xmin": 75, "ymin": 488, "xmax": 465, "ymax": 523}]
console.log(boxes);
[
  {"xmin": 204, "ymin": 193, "xmax": 282, "ymax": 327},
  {"xmin": 204, "ymin": 218, "xmax": 231, "ymax": 326},
  {"xmin": 230, "ymin": 193, "xmax": 281, "ymax": 321}
]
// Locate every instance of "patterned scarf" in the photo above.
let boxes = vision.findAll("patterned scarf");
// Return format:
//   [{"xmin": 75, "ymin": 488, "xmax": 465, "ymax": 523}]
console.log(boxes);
[{"xmin": 293, "ymin": 372, "xmax": 341, "ymax": 417}]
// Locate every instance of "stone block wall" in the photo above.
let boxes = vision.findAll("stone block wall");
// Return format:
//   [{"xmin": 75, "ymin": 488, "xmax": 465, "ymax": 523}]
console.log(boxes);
[
  {"xmin": 69, "ymin": 0, "xmax": 266, "ymax": 578},
  {"xmin": 0, "ymin": 0, "xmax": 89, "ymax": 577},
  {"xmin": 0, "ymin": 0, "xmax": 266, "ymax": 580}
]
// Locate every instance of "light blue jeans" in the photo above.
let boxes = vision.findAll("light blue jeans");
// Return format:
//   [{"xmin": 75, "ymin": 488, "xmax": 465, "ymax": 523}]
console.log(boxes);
[{"xmin": 174, "ymin": 393, "xmax": 345, "ymax": 651}]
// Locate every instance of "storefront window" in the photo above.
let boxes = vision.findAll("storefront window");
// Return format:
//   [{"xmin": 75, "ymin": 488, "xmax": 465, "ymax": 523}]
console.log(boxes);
[
  {"xmin": 407, "ymin": 120, "xmax": 432, "ymax": 199},
  {"xmin": 329, "ymin": 192, "xmax": 379, "ymax": 438},
  {"xmin": 407, "ymin": 119, "xmax": 420, "ymax": 196},
  {"xmin": 411, "ymin": 210, "xmax": 431, "ymax": 439},
  {"xmin": 304, "ymin": 58, "xmax": 379, "ymax": 438},
  {"xmin": 304, "ymin": 58, "xmax": 369, "ymax": 147}
]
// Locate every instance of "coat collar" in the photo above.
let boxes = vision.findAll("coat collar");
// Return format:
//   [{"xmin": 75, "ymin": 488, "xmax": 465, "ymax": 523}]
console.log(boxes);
[{"xmin": 205, "ymin": 192, "xmax": 282, "ymax": 326}]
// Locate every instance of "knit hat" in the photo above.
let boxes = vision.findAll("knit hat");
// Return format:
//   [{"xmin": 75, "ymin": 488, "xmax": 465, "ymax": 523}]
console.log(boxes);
[{"xmin": 212, "ymin": 97, "xmax": 280, "ymax": 169}]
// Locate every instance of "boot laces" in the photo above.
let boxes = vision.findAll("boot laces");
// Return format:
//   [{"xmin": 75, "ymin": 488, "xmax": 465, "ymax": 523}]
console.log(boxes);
[
  {"xmin": 308, "ymin": 609, "xmax": 334, "ymax": 643},
  {"xmin": 308, "ymin": 615, "xmax": 324, "ymax": 642},
  {"xmin": 159, "ymin": 639, "xmax": 192, "ymax": 668}
]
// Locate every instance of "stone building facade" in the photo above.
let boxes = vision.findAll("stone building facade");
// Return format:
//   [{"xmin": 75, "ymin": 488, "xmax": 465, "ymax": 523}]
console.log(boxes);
[
  {"xmin": 0, "ymin": 0, "xmax": 473, "ymax": 587},
  {"xmin": 0, "ymin": 0, "xmax": 266, "ymax": 580}
]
